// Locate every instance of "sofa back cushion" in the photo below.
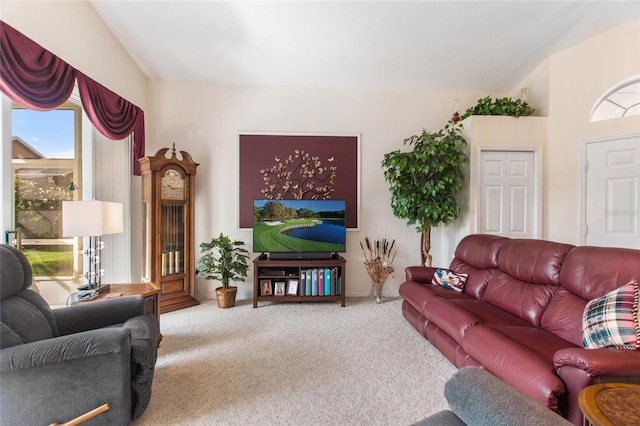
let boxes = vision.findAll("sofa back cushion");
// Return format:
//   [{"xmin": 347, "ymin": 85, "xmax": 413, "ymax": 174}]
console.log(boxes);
[
  {"xmin": 483, "ymin": 239, "xmax": 574, "ymax": 327},
  {"xmin": 559, "ymin": 246, "xmax": 640, "ymax": 300},
  {"xmin": 450, "ymin": 234, "xmax": 507, "ymax": 299},
  {"xmin": 540, "ymin": 288, "xmax": 586, "ymax": 346},
  {"xmin": 541, "ymin": 245, "xmax": 640, "ymax": 345},
  {"xmin": 497, "ymin": 239, "xmax": 574, "ymax": 286}
]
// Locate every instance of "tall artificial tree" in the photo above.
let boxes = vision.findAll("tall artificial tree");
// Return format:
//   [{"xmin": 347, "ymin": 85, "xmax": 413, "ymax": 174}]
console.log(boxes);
[{"xmin": 382, "ymin": 124, "xmax": 468, "ymax": 266}]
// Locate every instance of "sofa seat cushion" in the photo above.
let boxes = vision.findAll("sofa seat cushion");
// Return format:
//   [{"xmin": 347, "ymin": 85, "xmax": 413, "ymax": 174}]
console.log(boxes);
[
  {"xmin": 490, "ymin": 325, "xmax": 576, "ymax": 360},
  {"xmin": 424, "ymin": 298, "xmax": 530, "ymax": 344},
  {"xmin": 462, "ymin": 325, "xmax": 566, "ymax": 412},
  {"xmin": 400, "ymin": 281, "xmax": 473, "ymax": 315}
]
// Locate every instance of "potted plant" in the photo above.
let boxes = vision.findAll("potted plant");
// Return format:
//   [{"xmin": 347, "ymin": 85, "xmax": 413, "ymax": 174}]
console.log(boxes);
[
  {"xmin": 460, "ymin": 95, "xmax": 535, "ymax": 120},
  {"xmin": 381, "ymin": 125, "xmax": 468, "ymax": 267},
  {"xmin": 196, "ymin": 232, "xmax": 250, "ymax": 308}
]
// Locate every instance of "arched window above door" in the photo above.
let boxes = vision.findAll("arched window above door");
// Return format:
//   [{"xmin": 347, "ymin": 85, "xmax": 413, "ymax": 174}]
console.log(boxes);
[{"xmin": 590, "ymin": 74, "xmax": 640, "ymax": 122}]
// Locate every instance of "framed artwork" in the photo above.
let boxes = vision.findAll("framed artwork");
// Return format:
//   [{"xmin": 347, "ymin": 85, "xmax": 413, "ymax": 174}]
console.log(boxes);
[
  {"xmin": 239, "ymin": 133, "xmax": 361, "ymax": 229},
  {"xmin": 274, "ymin": 281, "xmax": 286, "ymax": 296},
  {"xmin": 287, "ymin": 279, "xmax": 299, "ymax": 296},
  {"xmin": 260, "ymin": 280, "xmax": 272, "ymax": 296}
]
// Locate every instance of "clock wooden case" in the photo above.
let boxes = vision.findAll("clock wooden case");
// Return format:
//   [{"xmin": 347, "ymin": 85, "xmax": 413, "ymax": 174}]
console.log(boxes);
[{"xmin": 139, "ymin": 145, "xmax": 199, "ymax": 313}]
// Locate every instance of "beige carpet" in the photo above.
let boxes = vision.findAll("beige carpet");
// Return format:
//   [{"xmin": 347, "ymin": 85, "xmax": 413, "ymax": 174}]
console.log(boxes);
[{"xmin": 132, "ymin": 297, "xmax": 457, "ymax": 426}]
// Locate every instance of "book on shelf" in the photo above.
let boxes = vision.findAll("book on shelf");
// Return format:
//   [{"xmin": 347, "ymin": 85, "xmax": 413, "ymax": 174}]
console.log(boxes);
[
  {"xmin": 305, "ymin": 270, "xmax": 312, "ymax": 295},
  {"xmin": 299, "ymin": 271, "xmax": 306, "ymax": 296},
  {"xmin": 324, "ymin": 268, "xmax": 331, "ymax": 296},
  {"xmin": 311, "ymin": 270, "xmax": 318, "ymax": 296},
  {"xmin": 318, "ymin": 268, "xmax": 324, "ymax": 296}
]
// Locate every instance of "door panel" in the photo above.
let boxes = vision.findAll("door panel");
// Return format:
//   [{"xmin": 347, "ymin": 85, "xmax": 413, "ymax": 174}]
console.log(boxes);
[
  {"xmin": 585, "ymin": 137, "xmax": 640, "ymax": 248},
  {"xmin": 479, "ymin": 151, "xmax": 535, "ymax": 238}
]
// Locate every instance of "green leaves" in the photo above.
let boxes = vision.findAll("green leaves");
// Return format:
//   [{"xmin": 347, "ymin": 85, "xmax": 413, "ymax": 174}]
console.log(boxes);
[
  {"xmin": 381, "ymin": 126, "xmax": 469, "ymax": 235},
  {"xmin": 196, "ymin": 232, "xmax": 250, "ymax": 288},
  {"xmin": 460, "ymin": 95, "xmax": 535, "ymax": 120}
]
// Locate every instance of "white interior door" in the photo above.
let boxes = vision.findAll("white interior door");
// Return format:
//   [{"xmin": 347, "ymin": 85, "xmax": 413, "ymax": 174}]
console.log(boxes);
[
  {"xmin": 478, "ymin": 150, "xmax": 535, "ymax": 238},
  {"xmin": 585, "ymin": 136, "xmax": 640, "ymax": 248}
]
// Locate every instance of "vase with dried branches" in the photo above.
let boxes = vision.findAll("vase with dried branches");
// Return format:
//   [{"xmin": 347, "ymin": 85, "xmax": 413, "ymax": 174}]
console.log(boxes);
[{"xmin": 360, "ymin": 237, "xmax": 396, "ymax": 303}]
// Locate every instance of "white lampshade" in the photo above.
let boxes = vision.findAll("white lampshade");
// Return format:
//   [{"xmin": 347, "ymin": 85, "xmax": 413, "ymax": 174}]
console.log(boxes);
[{"xmin": 62, "ymin": 201, "xmax": 124, "ymax": 237}]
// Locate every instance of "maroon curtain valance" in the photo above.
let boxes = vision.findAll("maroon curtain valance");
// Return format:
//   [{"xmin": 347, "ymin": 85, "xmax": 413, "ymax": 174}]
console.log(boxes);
[
  {"xmin": 0, "ymin": 21, "xmax": 145, "ymax": 175},
  {"xmin": 0, "ymin": 21, "xmax": 76, "ymax": 110},
  {"xmin": 77, "ymin": 72, "xmax": 145, "ymax": 175}
]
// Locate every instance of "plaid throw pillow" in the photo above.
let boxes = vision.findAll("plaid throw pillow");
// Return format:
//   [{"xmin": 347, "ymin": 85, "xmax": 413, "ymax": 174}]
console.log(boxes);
[
  {"xmin": 582, "ymin": 280, "xmax": 639, "ymax": 350},
  {"xmin": 432, "ymin": 268, "xmax": 468, "ymax": 293}
]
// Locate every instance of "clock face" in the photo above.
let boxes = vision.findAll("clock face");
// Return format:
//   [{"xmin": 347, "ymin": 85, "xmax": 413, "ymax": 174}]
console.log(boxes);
[{"xmin": 161, "ymin": 169, "xmax": 185, "ymax": 200}]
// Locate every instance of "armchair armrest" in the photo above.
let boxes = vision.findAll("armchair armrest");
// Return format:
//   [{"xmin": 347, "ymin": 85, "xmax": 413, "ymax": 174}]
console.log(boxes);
[
  {"xmin": 405, "ymin": 266, "xmax": 438, "ymax": 284},
  {"xmin": 54, "ymin": 295, "xmax": 146, "ymax": 335},
  {"xmin": 0, "ymin": 328, "xmax": 133, "ymax": 425},
  {"xmin": 1, "ymin": 328, "xmax": 131, "ymax": 371},
  {"xmin": 554, "ymin": 347, "xmax": 640, "ymax": 376}
]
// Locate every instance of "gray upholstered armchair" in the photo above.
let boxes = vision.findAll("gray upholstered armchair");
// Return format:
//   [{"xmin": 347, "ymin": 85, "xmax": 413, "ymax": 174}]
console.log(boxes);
[{"xmin": 0, "ymin": 244, "xmax": 160, "ymax": 425}]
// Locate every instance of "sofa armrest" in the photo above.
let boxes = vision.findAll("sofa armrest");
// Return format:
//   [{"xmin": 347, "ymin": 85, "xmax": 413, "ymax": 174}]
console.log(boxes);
[
  {"xmin": 554, "ymin": 347, "xmax": 640, "ymax": 376},
  {"xmin": 54, "ymin": 295, "xmax": 146, "ymax": 335},
  {"xmin": 554, "ymin": 347, "xmax": 640, "ymax": 424},
  {"xmin": 405, "ymin": 266, "xmax": 438, "ymax": 284}
]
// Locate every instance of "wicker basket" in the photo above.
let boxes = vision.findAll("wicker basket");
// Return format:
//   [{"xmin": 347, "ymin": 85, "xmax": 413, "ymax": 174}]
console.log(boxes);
[{"xmin": 215, "ymin": 286, "xmax": 237, "ymax": 308}]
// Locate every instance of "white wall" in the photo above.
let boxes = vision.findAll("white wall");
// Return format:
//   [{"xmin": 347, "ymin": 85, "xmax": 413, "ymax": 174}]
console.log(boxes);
[
  {"xmin": 546, "ymin": 19, "xmax": 640, "ymax": 244},
  {"xmin": 147, "ymin": 81, "xmax": 488, "ymax": 299},
  {"xmin": 509, "ymin": 58, "xmax": 551, "ymax": 117}
]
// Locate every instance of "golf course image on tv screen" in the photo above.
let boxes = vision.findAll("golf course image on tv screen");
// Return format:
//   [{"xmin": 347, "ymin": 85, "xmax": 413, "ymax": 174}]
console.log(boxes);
[{"xmin": 253, "ymin": 199, "xmax": 346, "ymax": 253}]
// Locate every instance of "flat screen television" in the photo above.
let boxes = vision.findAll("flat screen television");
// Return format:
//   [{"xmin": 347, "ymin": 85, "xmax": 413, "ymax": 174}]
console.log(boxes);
[{"xmin": 253, "ymin": 199, "xmax": 346, "ymax": 259}]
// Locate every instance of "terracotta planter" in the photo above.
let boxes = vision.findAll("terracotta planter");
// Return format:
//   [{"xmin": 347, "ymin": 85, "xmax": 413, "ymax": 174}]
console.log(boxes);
[{"xmin": 215, "ymin": 286, "xmax": 237, "ymax": 308}]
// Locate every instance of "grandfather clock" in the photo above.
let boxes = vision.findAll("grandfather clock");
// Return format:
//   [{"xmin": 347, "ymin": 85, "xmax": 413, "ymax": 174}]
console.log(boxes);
[{"xmin": 139, "ymin": 144, "xmax": 199, "ymax": 313}]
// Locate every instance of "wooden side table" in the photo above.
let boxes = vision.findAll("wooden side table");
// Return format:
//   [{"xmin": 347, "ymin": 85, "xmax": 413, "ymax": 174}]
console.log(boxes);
[
  {"xmin": 94, "ymin": 283, "xmax": 161, "ymax": 321},
  {"xmin": 578, "ymin": 383, "xmax": 640, "ymax": 426}
]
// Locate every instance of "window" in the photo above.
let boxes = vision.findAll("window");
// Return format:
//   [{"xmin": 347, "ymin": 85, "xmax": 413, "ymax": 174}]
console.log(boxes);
[
  {"xmin": 11, "ymin": 103, "xmax": 82, "ymax": 277},
  {"xmin": 590, "ymin": 75, "xmax": 640, "ymax": 122}
]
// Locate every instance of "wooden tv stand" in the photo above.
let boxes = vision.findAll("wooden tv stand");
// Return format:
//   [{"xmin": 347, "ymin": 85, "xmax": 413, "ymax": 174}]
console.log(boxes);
[{"xmin": 253, "ymin": 255, "xmax": 346, "ymax": 308}]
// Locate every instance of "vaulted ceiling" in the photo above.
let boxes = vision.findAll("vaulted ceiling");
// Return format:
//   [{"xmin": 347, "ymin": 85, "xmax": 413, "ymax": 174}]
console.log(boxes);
[{"xmin": 89, "ymin": 1, "xmax": 640, "ymax": 92}]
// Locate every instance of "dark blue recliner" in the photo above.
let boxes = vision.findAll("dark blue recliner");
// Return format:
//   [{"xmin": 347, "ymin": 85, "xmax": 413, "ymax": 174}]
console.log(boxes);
[{"xmin": 0, "ymin": 244, "xmax": 160, "ymax": 425}]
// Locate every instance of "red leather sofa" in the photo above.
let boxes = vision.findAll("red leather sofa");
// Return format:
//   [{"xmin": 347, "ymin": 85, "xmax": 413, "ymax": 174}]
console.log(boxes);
[{"xmin": 400, "ymin": 234, "xmax": 640, "ymax": 425}]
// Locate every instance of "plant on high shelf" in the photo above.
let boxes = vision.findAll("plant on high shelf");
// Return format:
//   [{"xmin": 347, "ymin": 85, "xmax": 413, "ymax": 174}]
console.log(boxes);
[
  {"xmin": 381, "ymin": 125, "xmax": 468, "ymax": 267},
  {"xmin": 196, "ymin": 233, "xmax": 250, "ymax": 308},
  {"xmin": 459, "ymin": 94, "xmax": 535, "ymax": 121},
  {"xmin": 360, "ymin": 237, "xmax": 397, "ymax": 303}
]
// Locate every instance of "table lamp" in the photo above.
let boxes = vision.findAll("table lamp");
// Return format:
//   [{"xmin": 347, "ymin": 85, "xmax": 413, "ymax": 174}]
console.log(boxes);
[{"xmin": 62, "ymin": 200, "xmax": 124, "ymax": 293}]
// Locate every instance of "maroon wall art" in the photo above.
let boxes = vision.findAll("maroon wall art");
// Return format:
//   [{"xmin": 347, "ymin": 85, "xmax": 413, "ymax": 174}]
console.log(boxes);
[{"xmin": 239, "ymin": 133, "xmax": 359, "ymax": 229}]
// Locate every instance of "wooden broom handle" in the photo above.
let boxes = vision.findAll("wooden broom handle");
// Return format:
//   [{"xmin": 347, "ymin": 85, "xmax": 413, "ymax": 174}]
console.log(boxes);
[{"xmin": 49, "ymin": 403, "xmax": 110, "ymax": 426}]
